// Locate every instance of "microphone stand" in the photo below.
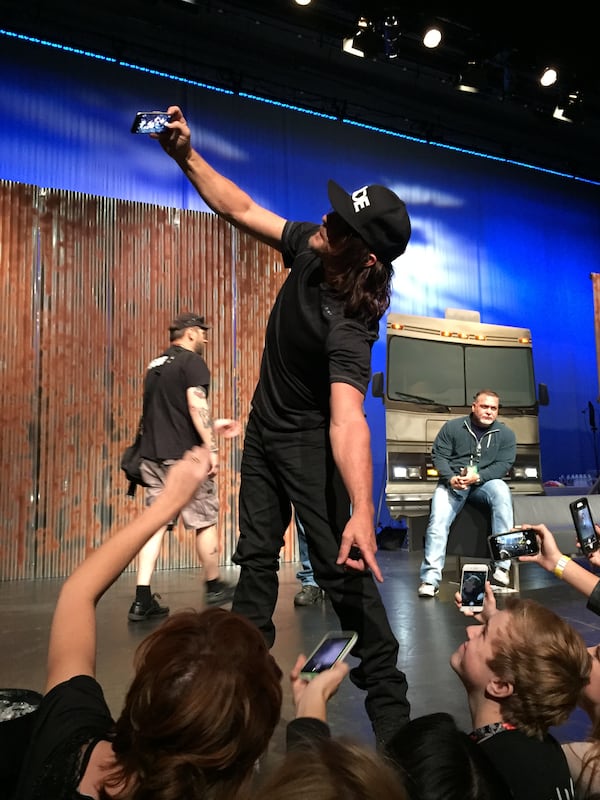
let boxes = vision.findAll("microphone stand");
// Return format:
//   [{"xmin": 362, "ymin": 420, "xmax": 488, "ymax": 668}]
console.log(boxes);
[{"xmin": 587, "ymin": 401, "xmax": 600, "ymax": 494}]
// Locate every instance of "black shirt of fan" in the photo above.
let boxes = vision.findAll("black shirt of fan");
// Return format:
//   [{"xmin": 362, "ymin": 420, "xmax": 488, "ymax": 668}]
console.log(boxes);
[
  {"xmin": 139, "ymin": 345, "xmax": 210, "ymax": 461},
  {"xmin": 250, "ymin": 221, "xmax": 378, "ymax": 432},
  {"xmin": 479, "ymin": 729, "xmax": 574, "ymax": 800}
]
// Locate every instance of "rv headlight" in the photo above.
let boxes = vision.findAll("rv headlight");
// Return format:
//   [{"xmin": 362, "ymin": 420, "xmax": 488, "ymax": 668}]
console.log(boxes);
[
  {"xmin": 512, "ymin": 466, "xmax": 539, "ymax": 480},
  {"xmin": 392, "ymin": 465, "xmax": 422, "ymax": 480}
]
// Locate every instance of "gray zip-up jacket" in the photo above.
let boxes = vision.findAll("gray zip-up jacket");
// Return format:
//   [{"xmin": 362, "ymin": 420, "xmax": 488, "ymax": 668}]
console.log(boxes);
[{"xmin": 432, "ymin": 414, "xmax": 516, "ymax": 486}]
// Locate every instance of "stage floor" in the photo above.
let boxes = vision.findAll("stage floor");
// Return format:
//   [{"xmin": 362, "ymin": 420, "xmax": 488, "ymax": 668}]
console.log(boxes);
[{"xmin": 2, "ymin": 546, "xmax": 599, "ymax": 771}]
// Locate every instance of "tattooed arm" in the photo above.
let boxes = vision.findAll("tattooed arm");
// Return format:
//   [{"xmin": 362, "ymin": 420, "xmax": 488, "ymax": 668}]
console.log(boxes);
[{"xmin": 186, "ymin": 384, "xmax": 219, "ymax": 476}]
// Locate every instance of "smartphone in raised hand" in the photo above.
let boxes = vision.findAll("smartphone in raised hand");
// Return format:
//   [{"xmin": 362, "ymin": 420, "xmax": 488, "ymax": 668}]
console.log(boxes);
[
  {"xmin": 459, "ymin": 563, "xmax": 488, "ymax": 613},
  {"xmin": 299, "ymin": 631, "xmax": 358, "ymax": 680},
  {"xmin": 130, "ymin": 111, "xmax": 172, "ymax": 134},
  {"xmin": 570, "ymin": 497, "xmax": 600, "ymax": 555},
  {"xmin": 488, "ymin": 529, "xmax": 539, "ymax": 561}
]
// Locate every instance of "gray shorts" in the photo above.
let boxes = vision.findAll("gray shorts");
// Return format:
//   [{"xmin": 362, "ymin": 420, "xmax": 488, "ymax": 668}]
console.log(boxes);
[{"xmin": 140, "ymin": 458, "xmax": 219, "ymax": 529}]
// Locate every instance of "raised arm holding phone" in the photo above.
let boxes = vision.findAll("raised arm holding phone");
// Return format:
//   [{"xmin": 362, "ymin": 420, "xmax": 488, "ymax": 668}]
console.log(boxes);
[{"xmin": 13, "ymin": 447, "xmax": 294, "ymax": 800}]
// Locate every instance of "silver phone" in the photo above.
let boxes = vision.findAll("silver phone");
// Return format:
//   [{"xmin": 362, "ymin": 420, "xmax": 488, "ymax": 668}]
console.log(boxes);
[
  {"xmin": 299, "ymin": 631, "xmax": 358, "ymax": 680},
  {"xmin": 459, "ymin": 563, "xmax": 488, "ymax": 613}
]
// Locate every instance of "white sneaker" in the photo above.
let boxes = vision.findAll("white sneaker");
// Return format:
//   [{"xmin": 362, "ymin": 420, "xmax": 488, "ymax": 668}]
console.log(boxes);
[
  {"xmin": 492, "ymin": 566, "xmax": 510, "ymax": 586},
  {"xmin": 418, "ymin": 582, "xmax": 439, "ymax": 598}
]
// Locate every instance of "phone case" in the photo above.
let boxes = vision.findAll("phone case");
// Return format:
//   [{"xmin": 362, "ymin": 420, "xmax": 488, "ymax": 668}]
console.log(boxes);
[
  {"xmin": 488, "ymin": 530, "xmax": 539, "ymax": 560},
  {"xmin": 570, "ymin": 497, "xmax": 600, "ymax": 554}
]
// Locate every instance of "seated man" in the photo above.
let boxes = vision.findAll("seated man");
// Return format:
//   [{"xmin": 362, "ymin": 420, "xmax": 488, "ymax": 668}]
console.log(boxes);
[
  {"xmin": 451, "ymin": 583, "xmax": 591, "ymax": 800},
  {"xmin": 418, "ymin": 389, "xmax": 516, "ymax": 597}
]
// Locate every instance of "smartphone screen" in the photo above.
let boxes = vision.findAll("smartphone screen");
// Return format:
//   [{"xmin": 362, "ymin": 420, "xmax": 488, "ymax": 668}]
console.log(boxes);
[
  {"xmin": 299, "ymin": 632, "xmax": 357, "ymax": 679},
  {"xmin": 570, "ymin": 498, "xmax": 600, "ymax": 554},
  {"xmin": 460, "ymin": 566, "xmax": 487, "ymax": 611},
  {"xmin": 131, "ymin": 111, "xmax": 172, "ymax": 134},
  {"xmin": 488, "ymin": 530, "xmax": 539, "ymax": 560}
]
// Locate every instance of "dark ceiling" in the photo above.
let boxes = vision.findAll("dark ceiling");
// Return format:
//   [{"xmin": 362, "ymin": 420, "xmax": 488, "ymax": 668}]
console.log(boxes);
[{"xmin": 1, "ymin": 0, "xmax": 599, "ymax": 182}]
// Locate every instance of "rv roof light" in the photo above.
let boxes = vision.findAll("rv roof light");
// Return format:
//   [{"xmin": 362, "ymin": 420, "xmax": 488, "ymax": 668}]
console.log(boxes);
[
  {"xmin": 390, "ymin": 322, "xmax": 404, "ymax": 330},
  {"xmin": 518, "ymin": 336, "xmax": 531, "ymax": 344}
]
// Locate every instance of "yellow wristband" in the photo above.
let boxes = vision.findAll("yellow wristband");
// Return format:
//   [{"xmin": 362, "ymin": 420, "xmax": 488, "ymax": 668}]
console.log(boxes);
[{"xmin": 553, "ymin": 555, "xmax": 571, "ymax": 579}]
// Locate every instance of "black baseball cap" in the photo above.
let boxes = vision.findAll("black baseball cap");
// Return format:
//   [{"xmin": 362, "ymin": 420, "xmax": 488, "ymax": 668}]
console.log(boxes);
[
  {"xmin": 327, "ymin": 179, "xmax": 411, "ymax": 265},
  {"xmin": 169, "ymin": 312, "xmax": 210, "ymax": 332}
]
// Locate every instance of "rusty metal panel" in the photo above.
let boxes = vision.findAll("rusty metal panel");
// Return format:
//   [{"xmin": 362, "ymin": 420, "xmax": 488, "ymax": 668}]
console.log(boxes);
[
  {"xmin": 0, "ymin": 180, "xmax": 293, "ymax": 580},
  {"xmin": 0, "ymin": 181, "xmax": 40, "ymax": 580}
]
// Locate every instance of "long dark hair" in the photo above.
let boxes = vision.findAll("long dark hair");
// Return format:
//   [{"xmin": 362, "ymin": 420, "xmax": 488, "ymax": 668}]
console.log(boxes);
[
  {"xmin": 323, "ymin": 217, "xmax": 393, "ymax": 326},
  {"xmin": 104, "ymin": 608, "xmax": 283, "ymax": 800}
]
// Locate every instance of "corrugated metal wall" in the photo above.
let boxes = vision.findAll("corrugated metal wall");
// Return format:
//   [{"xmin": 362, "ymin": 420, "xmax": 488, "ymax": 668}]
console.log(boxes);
[{"xmin": 0, "ymin": 180, "xmax": 292, "ymax": 580}]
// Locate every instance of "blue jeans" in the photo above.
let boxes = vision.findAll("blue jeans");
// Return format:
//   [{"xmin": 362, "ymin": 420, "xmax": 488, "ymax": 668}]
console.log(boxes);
[
  {"xmin": 295, "ymin": 513, "xmax": 318, "ymax": 587},
  {"xmin": 419, "ymin": 479, "xmax": 513, "ymax": 587}
]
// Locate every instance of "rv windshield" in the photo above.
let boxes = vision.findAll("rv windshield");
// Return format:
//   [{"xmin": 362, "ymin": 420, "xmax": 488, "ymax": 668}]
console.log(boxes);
[{"xmin": 387, "ymin": 337, "xmax": 536, "ymax": 408}]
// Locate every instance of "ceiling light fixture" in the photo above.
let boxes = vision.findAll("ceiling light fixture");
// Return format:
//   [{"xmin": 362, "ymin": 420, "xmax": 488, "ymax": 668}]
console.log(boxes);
[
  {"xmin": 553, "ymin": 89, "xmax": 583, "ymax": 123},
  {"xmin": 383, "ymin": 15, "xmax": 401, "ymax": 59},
  {"xmin": 456, "ymin": 61, "xmax": 489, "ymax": 94},
  {"xmin": 423, "ymin": 26, "xmax": 442, "ymax": 49},
  {"xmin": 540, "ymin": 66, "xmax": 558, "ymax": 87},
  {"xmin": 342, "ymin": 17, "xmax": 380, "ymax": 59}
]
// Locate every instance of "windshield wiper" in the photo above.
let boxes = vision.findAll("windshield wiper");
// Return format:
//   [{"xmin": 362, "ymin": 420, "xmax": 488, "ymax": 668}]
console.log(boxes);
[{"xmin": 391, "ymin": 391, "xmax": 451, "ymax": 412}]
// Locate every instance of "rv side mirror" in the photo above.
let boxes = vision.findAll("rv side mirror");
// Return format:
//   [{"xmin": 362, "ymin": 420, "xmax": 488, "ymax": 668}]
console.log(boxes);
[
  {"xmin": 371, "ymin": 371, "xmax": 384, "ymax": 399},
  {"xmin": 538, "ymin": 383, "xmax": 549, "ymax": 406}
]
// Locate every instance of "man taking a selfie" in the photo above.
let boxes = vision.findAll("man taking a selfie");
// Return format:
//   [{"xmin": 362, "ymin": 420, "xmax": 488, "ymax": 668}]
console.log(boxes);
[{"xmin": 154, "ymin": 104, "xmax": 412, "ymax": 750}]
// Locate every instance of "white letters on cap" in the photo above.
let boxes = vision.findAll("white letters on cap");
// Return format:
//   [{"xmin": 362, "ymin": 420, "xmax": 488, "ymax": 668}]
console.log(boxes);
[{"xmin": 351, "ymin": 186, "xmax": 370, "ymax": 212}]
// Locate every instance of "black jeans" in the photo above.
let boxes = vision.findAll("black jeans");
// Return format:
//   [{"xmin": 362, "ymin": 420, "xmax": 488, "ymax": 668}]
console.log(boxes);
[{"xmin": 232, "ymin": 411, "xmax": 410, "ymax": 736}]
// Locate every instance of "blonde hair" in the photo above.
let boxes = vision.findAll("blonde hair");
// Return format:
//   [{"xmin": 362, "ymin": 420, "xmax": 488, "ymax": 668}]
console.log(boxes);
[
  {"xmin": 254, "ymin": 737, "xmax": 407, "ymax": 800},
  {"xmin": 489, "ymin": 598, "xmax": 591, "ymax": 738}
]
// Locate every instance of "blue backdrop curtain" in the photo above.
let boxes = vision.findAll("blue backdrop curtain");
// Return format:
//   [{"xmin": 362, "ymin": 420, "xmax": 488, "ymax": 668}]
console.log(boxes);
[{"xmin": 1, "ymin": 32, "xmax": 600, "ymax": 518}]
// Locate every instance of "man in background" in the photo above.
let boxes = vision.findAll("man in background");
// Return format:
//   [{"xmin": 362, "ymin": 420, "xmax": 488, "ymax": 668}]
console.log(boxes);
[
  {"xmin": 418, "ymin": 389, "xmax": 516, "ymax": 597},
  {"xmin": 128, "ymin": 312, "xmax": 239, "ymax": 621},
  {"xmin": 293, "ymin": 512, "xmax": 324, "ymax": 606}
]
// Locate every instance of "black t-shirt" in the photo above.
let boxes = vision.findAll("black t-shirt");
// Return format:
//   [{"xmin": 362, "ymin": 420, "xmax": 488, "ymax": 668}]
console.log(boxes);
[
  {"xmin": 139, "ymin": 345, "xmax": 211, "ymax": 460},
  {"xmin": 14, "ymin": 675, "xmax": 114, "ymax": 800},
  {"xmin": 251, "ymin": 221, "xmax": 378, "ymax": 431},
  {"xmin": 479, "ymin": 729, "xmax": 574, "ymax": 799},
  {"xmin": 286, "ymin": 717, "xmax": 331, "ymax": 750}
]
